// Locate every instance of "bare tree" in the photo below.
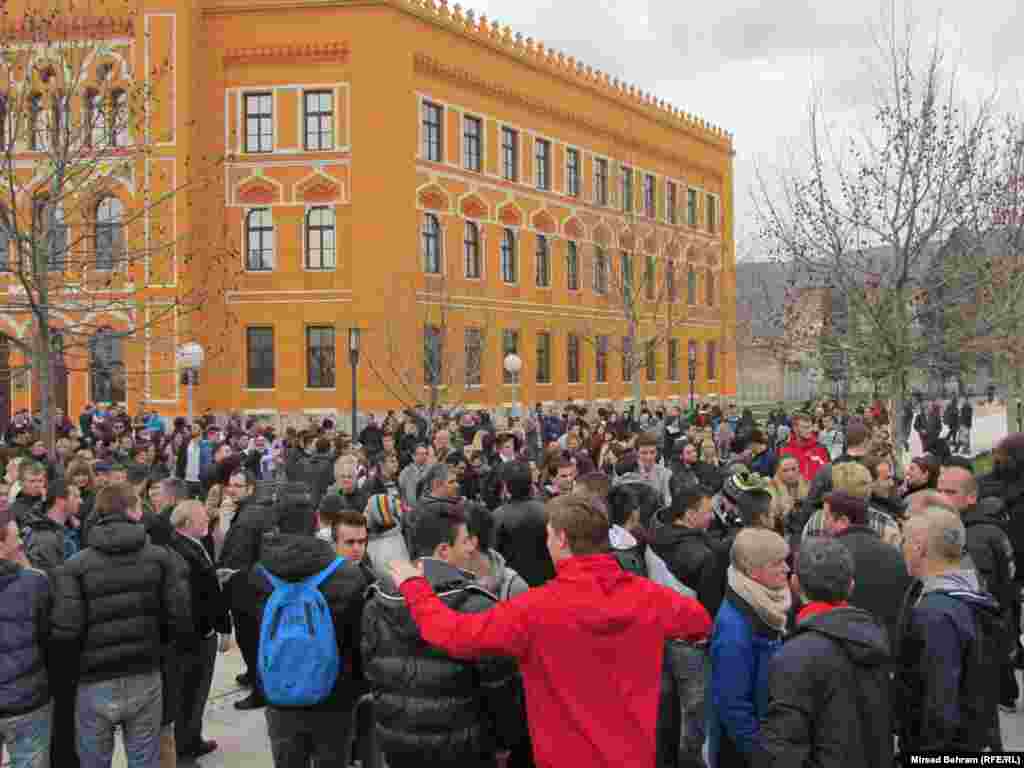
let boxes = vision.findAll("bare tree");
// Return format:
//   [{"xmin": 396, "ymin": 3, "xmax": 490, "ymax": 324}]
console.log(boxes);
[
  {"xmin": 754, "ymin": 12, "xmax": 1023, "ymax": 452},
  {"xmin": 0, "ymin": 7, "xmax": 237, "ymax": 448}
]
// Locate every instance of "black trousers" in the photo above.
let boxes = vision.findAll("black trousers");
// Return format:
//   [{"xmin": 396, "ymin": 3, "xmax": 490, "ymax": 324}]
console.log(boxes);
[
  {"xmin": 51, "ymin": 674, "xmax": 80, "ymax": 768},
  {"xmin": 229, "ymin": 573, "xmax": 262, "ymax": 694},
  {"xmin": 177, "ymin": 634, "xmax": 219, "ymax": 751}
]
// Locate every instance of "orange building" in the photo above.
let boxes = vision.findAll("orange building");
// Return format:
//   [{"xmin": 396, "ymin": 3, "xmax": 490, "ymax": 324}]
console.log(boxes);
[{"xmin": 3, "ymin": 0, "xmax": 736, "ymax": 429}]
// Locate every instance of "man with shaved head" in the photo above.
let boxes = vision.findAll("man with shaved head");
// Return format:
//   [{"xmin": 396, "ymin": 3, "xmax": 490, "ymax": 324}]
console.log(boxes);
[{"xmin": 896, "ymin": 507, "xmax": 1002, "ymax": 754}]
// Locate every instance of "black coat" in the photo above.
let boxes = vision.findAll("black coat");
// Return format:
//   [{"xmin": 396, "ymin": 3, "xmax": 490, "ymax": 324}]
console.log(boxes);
[
  {"xmin": 980, "ymin": 475, "xmax": 1024, "ymax": 579},
  {"xmin": 0, "ymin": 561, "xmax": 50, "ymax": 717},
  {"xmin": 303, "ymin": 454, "xmax": 336, "ymax": 509},
  {"xmin": 248, "ymin": 533, "xmax": 369, "ymax": 712},
  {"xmin": 492, "ymin": 498, "xmax": 555, "ymax": 587},
  {"xmin": 168, "ymin": 532, "xmax": 232, "ymax": 651},
  {"xmin": 361, "ymin": 559, "xmax": 521, "ymax": 764},
  {"xmin": 648, "ymin": 509, "xmax": 717, "ymax": 611},
  {"xmin": 833, "ymin": 525, "xmax": 911, "ymax": 655},
  {"xmin": 217, "ymin": 499, "xmax": 271, "ymax": 573},
  {"xmin": 50, "ymin": 514, "xmax": 192, "ymax": 684},
  {"xmin": 962, "ymin": 505, "xmax": 1016, "ymax": 648},
  {"xmin": 758, "ymin": 607, "xmax": 892, "ymax": 768}
]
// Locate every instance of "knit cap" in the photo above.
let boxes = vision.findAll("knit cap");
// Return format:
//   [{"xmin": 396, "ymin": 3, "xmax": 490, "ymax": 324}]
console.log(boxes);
[{"xmin": 732, "ymin": 528, "xmax": 789, "ymax": 573}]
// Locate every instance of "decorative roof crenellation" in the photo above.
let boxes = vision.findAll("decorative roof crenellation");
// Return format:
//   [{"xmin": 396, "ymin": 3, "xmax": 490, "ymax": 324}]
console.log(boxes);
[{"xmin": 400, "ymin": 0, "xmax": 732, "ymax": 145}]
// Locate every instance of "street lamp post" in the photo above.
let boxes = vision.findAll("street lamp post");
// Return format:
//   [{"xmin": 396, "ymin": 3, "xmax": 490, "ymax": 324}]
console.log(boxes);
[
  {"xmin": 349, "ymin": 328, "xmax": 361, "ymax": 439},
  {"xmin": 503, "ymin": 353, "xmax": 522, "ymax": 424},
  {"xmin": 687, "ymin": 344, "xmax": 697, "ymax": 412},
  {"xmin": 176, "ymin": 342, "xmax": 205, "ymax": 424}
]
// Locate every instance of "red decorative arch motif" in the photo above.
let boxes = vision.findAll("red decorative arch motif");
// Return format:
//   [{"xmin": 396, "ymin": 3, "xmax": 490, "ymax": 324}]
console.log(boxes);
[
  {"xmin": 498, "ymin": 204, "xmax": 522, "ymax": 227},
  {"xmin": 460, "ymin": 195, "xmax": 489, "ymax": 219},
  {"xmin": 237, "ymin": 180, "xmax": 279, "ymax": 205},
  {"xmin": 531, "ymin": 209, "xmax": 556, "ymax": 234}
]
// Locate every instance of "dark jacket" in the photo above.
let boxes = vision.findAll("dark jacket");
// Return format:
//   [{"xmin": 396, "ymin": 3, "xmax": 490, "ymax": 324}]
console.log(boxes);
[
  {"xmin": 248, "ymin": 533, "xmax": 369, "ymax": 712},
  {"xmin": 896, "ymin": 572, "xmax": 1002, "ymax": 752},
  {"xmin": 168, "ymin": 532, "xmax": 232, "ymax": 652},
  {"xmin": 0, "ymin": 561, "xmax": 50, "ymax": 717},
  {"xmin": 980, "ymin": 475, "xmax": 1024, "ymax": 579},
  {"xmin": 217, "ymin": 498, "xmax": 271, "ymax": 573},
  {"xmin": 50, "ymin": 514, "xmax": 192, "ymax": 684},
  {"xmin": 492, "ymin": 498, "xmax": 556, "ymax": 587},
  {"xmin": 304, "ymin": 454, "xmax": 336, "ymax": 509},
  {"xmin": 962, "ymin": 504, "xmax": 1016, "ymax": 617},
  {"xmin": 649, "ymin": 508, "xmax": 717, "ymax": 612},
  {"xmin": 833, "ymin": 525, "xmax": 911, "ymax": 655},
  {"xmin": 758, "ymin": 606, "xmax": 892, "ymax": 768},
  {"xmin": 10, "ymin": 492, "xmax": 45, "ymax": 530},
  {"xmin": 142, "ymin": 505, "xmax": 175, "ymax": 549},
  {"xmin": 21, "ymin": 512, "xmax": 68, "ymax": 576},
  {"xmin": 361, "ymin": 558, "xmax": 521, "ymax": 764}
]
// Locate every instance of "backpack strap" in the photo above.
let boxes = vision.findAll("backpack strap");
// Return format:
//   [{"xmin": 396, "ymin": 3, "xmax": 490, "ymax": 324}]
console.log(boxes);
[
  {"xmin": 256, "ymin": 563, "xmax": 286, "ymax": 591},
  {"xmin": 305, "ymin": 556, "xmax": 345, "ymax": 590}
]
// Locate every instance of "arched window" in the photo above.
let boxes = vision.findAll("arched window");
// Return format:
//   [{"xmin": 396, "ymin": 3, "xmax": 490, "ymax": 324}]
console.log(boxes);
[
  {"xmin": 305, "ymin": 207, "xmax": 335, "ymax": 270},
  {"xmin": 30, "ymin": 94, "xmax": 46, "ymax": 150},
  {"xmin": 245, "ymin": 209, "xmax": 274, "ymax": 271},
  {"xmin": 464, "ymin": 221, "xmax": 480, "ymax": 278},
  {"xmin": 90, "ymin": 328, "xmax": 125, "ymax": 404},
  {"xmin": 706, "ymin": 268, "xmax": 715, "ymax": 306},
  {"xmin": 85, "ymin": 89, "xmax": 106, "ymax": 148},
  {"xmin": 34, "ymin": 198, "xmax": 66, "ymax": 271},
  {"xmin": 687, "ymin": 265, "xmax": 696, "ymax": 305},
  {"xmin": 95, "ymin": 197, "xmax": 124, "ymax": 271},
  {"xmin": 500, "ymin": 228, "xmax": 517, "ymax": 283},
  {"xmin": 422, "ymin": 213, "xmax": 441, "ymax": 274}
]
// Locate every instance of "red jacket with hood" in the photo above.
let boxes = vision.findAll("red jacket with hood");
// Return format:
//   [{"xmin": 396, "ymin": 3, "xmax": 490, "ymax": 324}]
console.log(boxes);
[
  {"xmin": 779, "ymin": 433, "xmax": 830, "ymax": 483},
  {"xmin": 399, "ymin": 553, "xmax": 711, "ymax": 768}
]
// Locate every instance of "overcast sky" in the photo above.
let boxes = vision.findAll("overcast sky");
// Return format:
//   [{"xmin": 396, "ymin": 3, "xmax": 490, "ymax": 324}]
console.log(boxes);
[{"xmin": 465, "ymin": 0, "xmax": 1024, "ymax": 256}]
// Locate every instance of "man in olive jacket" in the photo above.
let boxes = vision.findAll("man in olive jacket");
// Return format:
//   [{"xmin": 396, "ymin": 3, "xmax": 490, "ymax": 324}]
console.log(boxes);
[{"xmin": 50, "ymin": 482, "xmax": 191, "ymax": 768}]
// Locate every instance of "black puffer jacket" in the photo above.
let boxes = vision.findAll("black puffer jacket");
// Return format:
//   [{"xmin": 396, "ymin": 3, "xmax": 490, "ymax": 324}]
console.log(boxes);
[
  {"xmin": 21, "ymin": 512, "xmax": 67, "ymax": 576},
  {"xmin": 963, "ymin": 503, "xmax": 1016, "ymax": 616},
  {"xmin": 361, "ymin": 559, "xmax": 520, "ymax": 765},
  {"xmin": 50, "ymin": 514, "xmax": 192, "ymax": 683},
  {"xmin": 979, "ymin": 473, "xmax": 1024, "ymax": 578},
  {"xmin": 649, "ymin": 509, "xmax": 717, "ymax": 611},
  {"xmin": 0, "ymin": 561, "xmax": 50, "ymax": 717},
  {"xmin": 247, "ymin": 533, "xmax": 369, "ymax": 711},
  {"xmin": 10, "ymin": 492, "xmax": 45, "ymax": 530},
  {"xmin": 759, "ymin": 607, "xmax": 892, "ymax": 768}
]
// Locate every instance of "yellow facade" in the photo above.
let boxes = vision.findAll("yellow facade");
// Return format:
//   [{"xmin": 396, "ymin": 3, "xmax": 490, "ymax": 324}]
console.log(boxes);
[{"xmin": 4, "ymin": 0, "xmax": 737, "ymax": 425}]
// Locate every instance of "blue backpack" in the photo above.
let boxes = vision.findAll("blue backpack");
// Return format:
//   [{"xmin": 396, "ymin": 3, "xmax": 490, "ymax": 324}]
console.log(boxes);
[{"xmin": 256, "ymin": 557, "xmax": 345, "ymax": 707}]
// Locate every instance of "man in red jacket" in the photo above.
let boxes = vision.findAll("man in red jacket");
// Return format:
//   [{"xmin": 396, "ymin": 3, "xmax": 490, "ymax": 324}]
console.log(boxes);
[
  {"xmin": 778, "ymin": 413, "xmax": 830, "ymax": 483},
  {"xmin": 390, "ymin": 493, "xmax": 712, "ymax": 768}
]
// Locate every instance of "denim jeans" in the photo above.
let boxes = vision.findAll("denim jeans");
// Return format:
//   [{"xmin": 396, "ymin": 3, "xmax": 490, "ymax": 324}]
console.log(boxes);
[
  {"xmin": 76, "ymin": 671, "xmax": 162, "ymax": 768},
  {"xmin": 0, "ymin": 701, "xmax": 52, "ymax": 768},
  {"xmin": 265, "ymin": 706, "xmax": 354, "ymax": 768}
]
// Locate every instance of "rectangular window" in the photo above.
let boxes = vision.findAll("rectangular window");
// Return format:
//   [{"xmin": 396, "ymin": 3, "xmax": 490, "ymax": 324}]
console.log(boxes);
[
  {"xmin": 667, "ymin": 181, "xmax": 677, "ymax": 224},
  {"xmin": 303, "ymin": 91, "xmax": 333, "ymax": 151},
  {"xmin": 688, "ymin": 340, "xmax": 698, "ymax": 379},
  {"xmin": 622, "ymin": 336, "xmax": 633, "ymax": 382},
  {"xmin": 422, "ymin": 101, "xmax": 443, "ymax": 162},
  {"xmin": 595, "ymin": 158, "xmax": 608, "ymax": 205},
  {"xmin": 593, "ymin": 246, "xmax": 608, "ymax": 294},
  {"xmin": 502, "ymin": 329, "xmax": 519, "ymax": 384},
  {"xmin": 535, "ymin": 138, "xmax": 550, "ymax": 190},
  {"xmin": 566, "ymin": 148, "xmax": 580, "ymax": 197},
  {"xmin": 501, "ymin": 127, "xmax": 518, "ymax": 181},
  {"xmin": 596, "ymin": 336, "xmax": 608, "ymax": 383},
  {"xmin": 646, "ymin": 341, "xmax": 657, "ymax": 382},
  {"xmin": 567, "ymin": 334, "xmax": 580, "ymax": 384},
  {"xmin": 463, "ymin": 115, "xmax": 482, "ymax": 172},
  {"xmin": 622, "ymin": 165, "xmax": 633, "ymax": 212},
  {"xmin": 244, "ymin": 93, "xmax": 273, "ymax": 153},
  {"xmin": 706, "ymin": 269, "xmax": 716, "ymax": 306},
  {"xmin": 645, "ymin": 255, "xmax": 656, "ymax": 301},
  {"xmin": 306, "ymin": 326, "xmax": 335, "ymax": 388},
  {"xmin": 668, "ymin": 339, "xmax": 680, "ymax": 381},
  {"xmin": 687, "ymin": 188, "xmax": 698, "ymax": 227},
  {"xmin": 501, "ymin": 228, "xmax": 517, "ymax": 283},
  {"xmin": 536, "ymin": 332, "xmax": 551, "ymax": 384},
  {"xmin": 644, "ymin": 174, "xmax": 655, "ymax": 218},
  {"xmin": 707, "ymin": 340, "xmax": 717, "ymax": 380},
  {"xmin": 246, "ymin": 327, "xmax": 275, "ymax": 389},
  {"xmin": 706, "ymin": 193, "xmax": 718, "ymax": 233},
  {"xmin": 687, "ymin": 266, "xmax": 697, "ymax": 305},
  {"xmin": 464, "ymin": 222, "xmax": 481, "ymax": 278},
  {"xmin": 464, "ymin": 328, "xmax": 482, "ymax": 387},
  {"xmin": 566, "ymin": 241, "xmax": 579, "ymax": 291},
  {"xmin": 424, "ymin": 325, "xmax": 443, "ymax": 386},
  {"xmin": 535, "ymin": 234, "xmax": 550, "ymax": 287},
  {"xmin": 667, "ymin": 260, "xmax": 678, "ymax": 301},
  {"xmin": 621, "ymin": 252, "xmax": 633, "ymax": 296}
]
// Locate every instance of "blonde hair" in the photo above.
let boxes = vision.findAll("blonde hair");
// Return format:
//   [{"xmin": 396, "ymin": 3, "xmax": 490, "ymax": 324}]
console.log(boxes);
[{"xmin": 832, "ymin": 462, "xmax": 872, "ymax": 500}]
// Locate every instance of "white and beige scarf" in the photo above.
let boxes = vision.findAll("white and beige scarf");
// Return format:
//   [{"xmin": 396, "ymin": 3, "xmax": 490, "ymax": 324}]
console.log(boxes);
[{"xmin": 728, "ymin": 565, "xmax": 791, "ymax": 632}]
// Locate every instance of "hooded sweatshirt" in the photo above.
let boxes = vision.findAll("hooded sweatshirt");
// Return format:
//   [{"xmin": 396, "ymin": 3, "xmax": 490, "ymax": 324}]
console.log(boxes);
[
  {"xmin": 400, "ymin": 553, "xmax": 711, "ymax": 768},
  {"xmin": 779, "ymin": 433, "xmax": 829, "ymax": 484}
]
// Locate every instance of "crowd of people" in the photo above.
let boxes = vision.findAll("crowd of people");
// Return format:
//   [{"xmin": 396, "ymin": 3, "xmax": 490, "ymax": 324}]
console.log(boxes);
[{"xmin": 0, "ymin": 394, "xmax": 1021, "ymax": 768}]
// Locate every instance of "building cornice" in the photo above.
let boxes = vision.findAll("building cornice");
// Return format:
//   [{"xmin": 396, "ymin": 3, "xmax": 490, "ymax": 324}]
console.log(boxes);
[
  {"xmin": 223, "ymin": 41, "xmax": 350, "ymax": 64},
  {"xmin": 0, "ymin": 15, "xmax": 134, "ymax": 41}
]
